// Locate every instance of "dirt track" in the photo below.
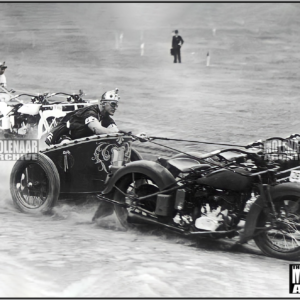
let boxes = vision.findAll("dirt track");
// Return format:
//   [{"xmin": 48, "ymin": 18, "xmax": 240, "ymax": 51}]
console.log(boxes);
[{"xmin": 1, "ymin": 3, "xmax": 300, "ymax": 297}]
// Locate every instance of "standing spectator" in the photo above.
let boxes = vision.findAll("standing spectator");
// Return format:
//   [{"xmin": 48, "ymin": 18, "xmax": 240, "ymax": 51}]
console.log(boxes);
[
  {"xmin": 172, "ymin": 30, "xmax": 184, "ymax": 63},
  {"xmin": 0, "ymin": 62, "xmax": 7, "ymax": 87}
]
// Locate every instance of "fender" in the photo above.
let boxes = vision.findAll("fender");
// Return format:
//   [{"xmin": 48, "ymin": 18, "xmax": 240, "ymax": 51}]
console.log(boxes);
[
  {"xmin": 131, "ymin": 148, "xmax": 143, "ymax": 161},
  {"xmin": 102, "ymin": 160, "xmax": 177, "ymax": 194},
  {"xmin": 239, "ymin": 182, "xmax": 300, "ymax": 244}
]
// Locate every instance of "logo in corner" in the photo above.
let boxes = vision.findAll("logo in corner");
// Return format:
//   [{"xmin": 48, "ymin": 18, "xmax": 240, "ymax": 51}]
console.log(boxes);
[{"xmin": 290, "ymin": 264, "xmax": 300, "ymax": 294}]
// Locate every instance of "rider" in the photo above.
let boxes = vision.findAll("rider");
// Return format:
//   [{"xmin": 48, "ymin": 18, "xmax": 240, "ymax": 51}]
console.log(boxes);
[
  {"xmin": 45, "ymin": 88, "xmax": 148, "ymax": 221},
  {"xmin": 45, "ymin": 88, "xmax": 121, "ymax": 145}
]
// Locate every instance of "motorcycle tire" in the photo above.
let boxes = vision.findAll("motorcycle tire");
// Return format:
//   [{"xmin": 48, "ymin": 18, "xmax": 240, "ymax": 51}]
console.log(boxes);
[
  {"xmin": 113, "ymin": 172, "xmax": 160, "ymax": 230},
  {"xmin": 10, "ymin": 152, "xmax": 60, "ymax": 214},
  {"xmin": 92, "ymin": 147, "xmax": 143, "ymax": 222},
  {"xmin": 254, "ymin": 194, "xmax": 300, "ymax": 260}
]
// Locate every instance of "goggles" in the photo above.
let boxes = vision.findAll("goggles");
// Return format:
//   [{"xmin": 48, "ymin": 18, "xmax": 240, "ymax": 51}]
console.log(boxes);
[{"xmin": 102, "ymin": 100, "xmax": 118, "ymax": 108}]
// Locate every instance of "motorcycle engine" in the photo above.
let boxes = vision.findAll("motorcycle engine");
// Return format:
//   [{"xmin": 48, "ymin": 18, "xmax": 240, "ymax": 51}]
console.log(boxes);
[
  {"xmin": 173, "ymin": 188, "xmax": 241, "ymax": 231},
  {"xmin": 13, "ymin": 114, "xmax": 27, "ymax": 128},
  {"xmin": 13, "ymin": 114, "xmax": 38, "ymax": 129},
  {"xmin": 26, "ymin": 115, "xmax": 39, "ymax": 126},
  {"xmin": 194, "ymin": 189, "xmax": 241, "ymax": 231}
]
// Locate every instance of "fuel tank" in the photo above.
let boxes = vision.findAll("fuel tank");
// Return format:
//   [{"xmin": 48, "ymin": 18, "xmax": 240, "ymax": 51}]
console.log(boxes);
[
  {"xmin": 18, "ymin": 103, "xmax": 42, "ymax": 115},
  {"xmin": 197, "ymin": 168, "xmax": 253, "ymax": 192}
]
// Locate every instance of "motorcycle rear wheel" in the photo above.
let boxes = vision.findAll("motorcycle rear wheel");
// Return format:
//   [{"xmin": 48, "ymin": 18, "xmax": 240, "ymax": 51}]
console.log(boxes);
[
  {"xmin": 254, "ymin": 195, "xmax": 300, "ymax": 260},
  {"xmin": 114, "ymin": 172, "xmax": 160, "ymax": 230}
]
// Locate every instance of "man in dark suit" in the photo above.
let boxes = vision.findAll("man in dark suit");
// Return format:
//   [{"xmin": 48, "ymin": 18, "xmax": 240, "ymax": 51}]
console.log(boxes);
[{"xmin": 172, "ymin": 30, "xmax": 184, "ymax": 63}]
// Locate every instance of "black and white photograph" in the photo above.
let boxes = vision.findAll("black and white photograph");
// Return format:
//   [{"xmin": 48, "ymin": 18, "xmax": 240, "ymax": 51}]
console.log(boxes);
[{"xmin": 1, "ymin": 1, "xmax": 300, "ymax": 298}]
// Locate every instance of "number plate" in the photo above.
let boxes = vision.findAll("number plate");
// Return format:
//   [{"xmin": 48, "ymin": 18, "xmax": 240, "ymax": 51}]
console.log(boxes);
[{"xmin": 289, "ymin": 170, "xmax": 300, "ymax": 183}]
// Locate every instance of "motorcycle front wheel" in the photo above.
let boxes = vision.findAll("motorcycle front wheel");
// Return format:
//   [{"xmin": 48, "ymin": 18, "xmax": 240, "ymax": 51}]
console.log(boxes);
[
  {"xmin": 113, "ymin": 172, "xmax": 160, "ymax": 230},
  {"xmin": 254, "ymin": 195, "xmax": 300, "ymax": 260}
]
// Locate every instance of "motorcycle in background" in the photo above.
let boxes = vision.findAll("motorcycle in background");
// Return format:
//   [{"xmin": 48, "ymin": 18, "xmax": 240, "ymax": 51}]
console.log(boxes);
[{"xmin": 0, "ymin": 88, "xmax": 91, "ymax": 139}]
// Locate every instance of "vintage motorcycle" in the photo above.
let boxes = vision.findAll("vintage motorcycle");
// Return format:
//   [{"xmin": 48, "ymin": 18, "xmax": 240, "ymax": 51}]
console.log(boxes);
[
  {"xmin": 96, "ymin": 135, "xmax": 300, "ymax": 260},
  {"xmin": 9, "ymin": 132, "xmax": 300, "ymax": 260},
  {"xmin": 0, "ymin": 89, "xmax": 91, "ymax": 139},
  {"xmin": 0, "ymin": 92, "xmax": 44, "ymax": 138}
]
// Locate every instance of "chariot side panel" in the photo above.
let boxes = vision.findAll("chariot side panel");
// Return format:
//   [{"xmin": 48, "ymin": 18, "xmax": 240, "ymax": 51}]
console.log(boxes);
[{"xmin": 41, "ymin": 134, "xmax": 132, "ymax": 193}]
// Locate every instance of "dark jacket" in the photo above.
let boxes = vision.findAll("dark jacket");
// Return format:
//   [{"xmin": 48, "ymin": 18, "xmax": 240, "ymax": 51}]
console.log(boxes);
[
  {"xmin": 45, "ymin": 105, "xmax": 116, "ymax": 145},
  {"xmin": 172, "ymin": 35, "xmax": 184, "ymax": 49},
  {"xmin": 67, "ymin": 104, "xmax": 116, "ymax": 139}
]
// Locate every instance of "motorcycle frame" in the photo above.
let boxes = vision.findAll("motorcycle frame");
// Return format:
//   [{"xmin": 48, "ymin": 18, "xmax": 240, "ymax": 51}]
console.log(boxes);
[{"xmin": 101, "ymin": 156, "xmax": 294, "ymax": 241}]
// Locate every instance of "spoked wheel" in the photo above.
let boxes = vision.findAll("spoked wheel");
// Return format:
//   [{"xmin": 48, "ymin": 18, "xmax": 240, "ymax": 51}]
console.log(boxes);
[
  {"xmin": 43, "ymin": 117, "xmax": 56, "ymax": 133},
  {"xmin": 254, "ymin": 196, "xmax": 300, "ymax": 260},
  {"xmin": 114, "ymin": 173, "xmax": 159, "ymax": 229},
  {"xmin": 10, "ymin": 153, "xmax": 60, "ymax": 214},
  {"xmin": 37, "ymin": 117, "xmax": 56, "ymax": 139}
]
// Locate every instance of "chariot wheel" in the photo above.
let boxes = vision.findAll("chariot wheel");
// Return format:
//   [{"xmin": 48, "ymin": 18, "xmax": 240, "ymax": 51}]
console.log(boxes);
[
  {"xmin": 254, "ymin": 195, "xmax": 300, "ymax": 260},
  {"xmin": 10, "ymin": 152, "xmax": 60, "ymax": 214}
]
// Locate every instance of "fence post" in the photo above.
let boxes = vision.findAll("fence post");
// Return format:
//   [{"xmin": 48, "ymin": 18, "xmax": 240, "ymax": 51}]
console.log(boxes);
[{"xmin": 206, "ymin": 52, "xmax": 210, "ymax": 66}]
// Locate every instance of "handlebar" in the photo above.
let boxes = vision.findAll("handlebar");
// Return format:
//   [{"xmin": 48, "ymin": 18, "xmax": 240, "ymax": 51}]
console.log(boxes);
[
  {"xmin": 8, "ymin": 90, "xmax": 87, "ymax": 104},
  {"xmin": 46, "ymin": 90, "xmax": 86, "ymax": 103},
  {"xmin": 9, "ymin": 93, "xmax": 39, "ymax": 103}
]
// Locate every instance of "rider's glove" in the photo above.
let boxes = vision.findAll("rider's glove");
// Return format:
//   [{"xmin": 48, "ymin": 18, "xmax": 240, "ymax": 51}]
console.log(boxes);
[
  {"xmin": 136, "ymin": 132, "xmax": 149, "ymax": 142},
  {"xmin": 118, "ymin": 130, "xmax": 132, "ymax": 136}
]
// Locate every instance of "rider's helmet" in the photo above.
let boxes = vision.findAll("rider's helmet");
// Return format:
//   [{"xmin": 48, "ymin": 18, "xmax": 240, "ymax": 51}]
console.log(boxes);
[
  {"xmin": 101, "ymin": 88, "xmax": 120, "ymax": 102},
  {"xmin": 99, "ymin": 88, "xmax": 120, "ymax": 109}
]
